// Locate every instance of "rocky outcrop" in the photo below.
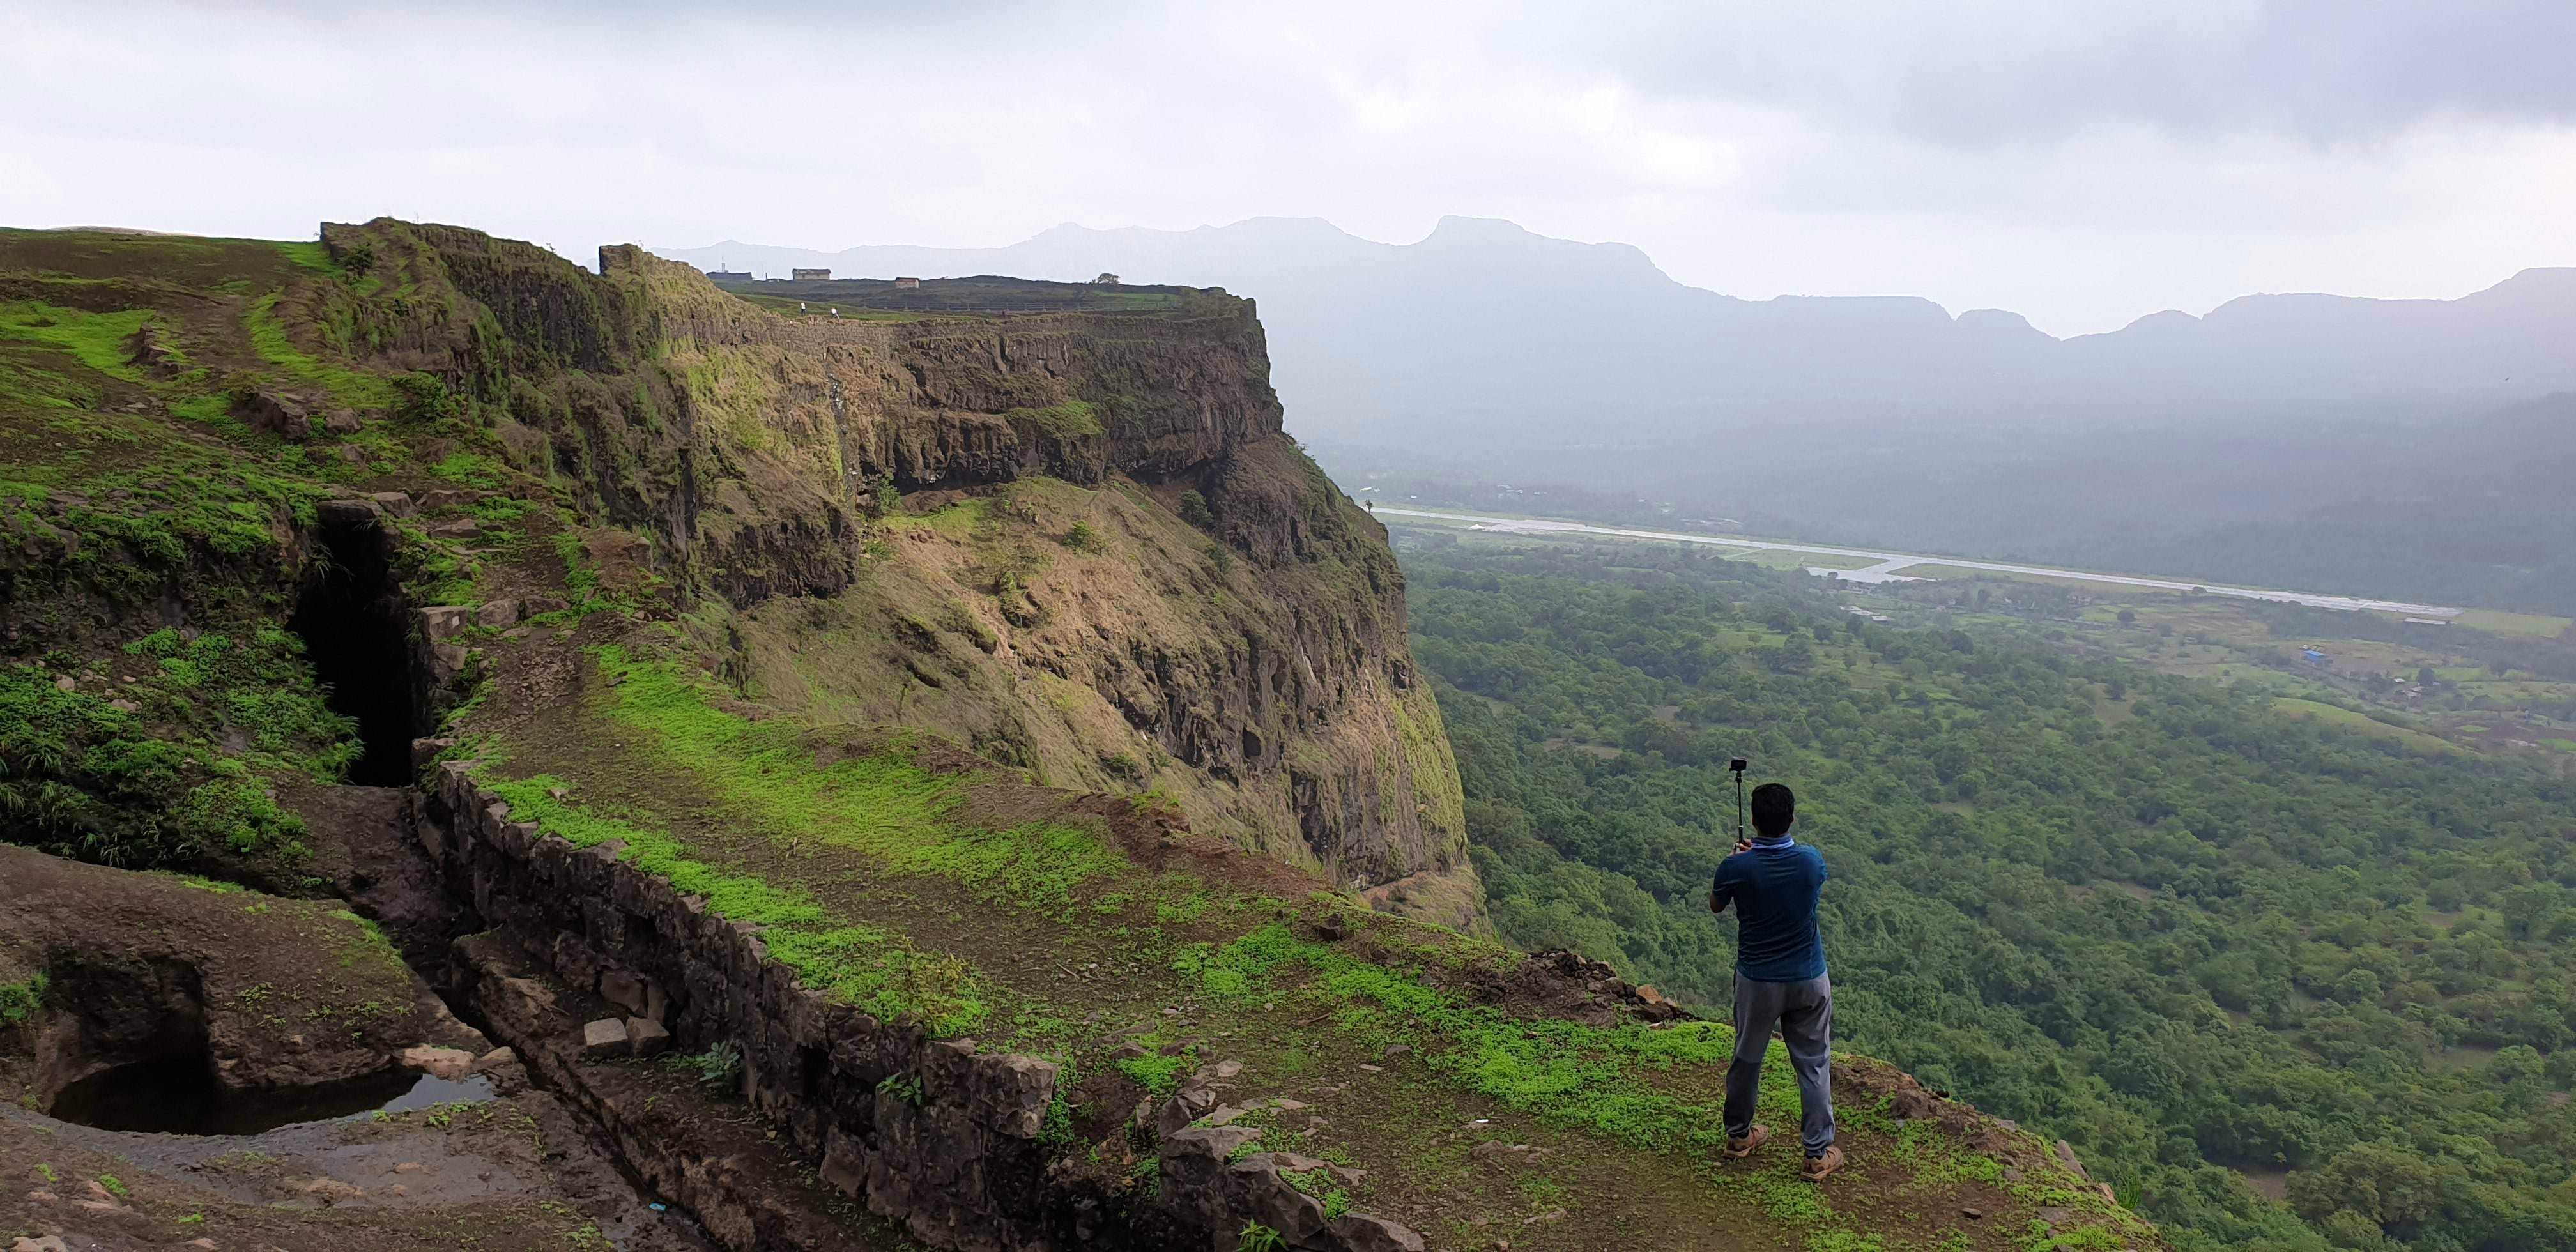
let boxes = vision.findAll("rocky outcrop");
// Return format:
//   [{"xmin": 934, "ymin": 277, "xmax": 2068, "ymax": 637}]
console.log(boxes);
[
  {"xmin": 308, "ymin": 220, "xmax": 1477, "ymax": 924},
  {"xmin": 0, "ymin": 844, "xmax": 483, "ymax": 1116},
  {"xmin": 312, "ymin": 222, "xmax": 1278, "ymax": 572},
  {"xmin": 1153, "ymin": 1069, "xmax": 1423, "ymax": 1252}
]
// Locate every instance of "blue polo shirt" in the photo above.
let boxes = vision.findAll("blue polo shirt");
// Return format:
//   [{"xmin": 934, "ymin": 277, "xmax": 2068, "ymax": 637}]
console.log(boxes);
[{"xmin": 1713, "ymin": 836, "xmax": 1829, "ymax": 982}]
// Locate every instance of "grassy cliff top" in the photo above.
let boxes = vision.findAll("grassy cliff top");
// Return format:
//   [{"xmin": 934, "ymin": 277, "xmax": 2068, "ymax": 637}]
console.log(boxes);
[
  {"xmin": 450, "ymin": 619, "xmax": 2161, "ymax": 1252},
  {"xmin": 710, "ymin": 272, "xmax": 1226, "ymax": 319}
]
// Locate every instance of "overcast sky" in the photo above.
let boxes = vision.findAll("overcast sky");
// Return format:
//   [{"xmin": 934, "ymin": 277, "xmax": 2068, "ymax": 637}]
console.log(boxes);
[{"xmin": 6, "ymin": 1, "xmax": 2572, "ymax": 335}]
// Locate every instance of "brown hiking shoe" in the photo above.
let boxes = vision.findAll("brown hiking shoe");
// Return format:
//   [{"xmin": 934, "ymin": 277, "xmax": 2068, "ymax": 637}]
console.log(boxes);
[
  {"xmin": 1723, "ymin": 1125, "xmax": 1771, "ymax": 1159},
  {"xmin": 1801, "ymin": 1145, "xmax": 1844, "ymax": 1181}
]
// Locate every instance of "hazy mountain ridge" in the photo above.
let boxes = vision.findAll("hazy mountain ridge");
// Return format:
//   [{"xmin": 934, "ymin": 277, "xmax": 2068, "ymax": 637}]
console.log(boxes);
[{"xmin": 662, "ymin": 218, "xmax": 2576, "ymax": 445}]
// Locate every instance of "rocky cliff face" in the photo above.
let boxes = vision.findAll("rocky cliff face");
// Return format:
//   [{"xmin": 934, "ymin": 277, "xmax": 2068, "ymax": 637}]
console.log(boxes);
[{"xmin": 307, "ymin": 220, "xmax": 1478, "ymax": 924}]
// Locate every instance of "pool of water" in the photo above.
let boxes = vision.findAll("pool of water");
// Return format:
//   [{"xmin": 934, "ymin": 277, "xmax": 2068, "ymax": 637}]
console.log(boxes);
[{"xmin": 49, "ymin": 1061, "xmax": 494, "ymax": 1137}]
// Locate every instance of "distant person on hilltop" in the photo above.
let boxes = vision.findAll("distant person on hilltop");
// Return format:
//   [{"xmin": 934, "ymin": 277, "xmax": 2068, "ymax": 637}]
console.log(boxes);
[{"xmin": 1708, "ymin": 782, "xmax": 1840, "ymax": 1180}]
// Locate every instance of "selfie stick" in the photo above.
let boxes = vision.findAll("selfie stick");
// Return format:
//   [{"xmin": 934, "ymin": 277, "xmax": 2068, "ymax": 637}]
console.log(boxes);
[{"xmin": 1729, "ymin": 758, "xmax": 1748, "ymax": 843}]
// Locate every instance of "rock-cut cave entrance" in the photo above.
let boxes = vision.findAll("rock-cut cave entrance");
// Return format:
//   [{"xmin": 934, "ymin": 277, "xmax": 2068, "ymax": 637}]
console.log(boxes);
[{"xmin": 291, "ymin": 516, "xmax": 418, "ymax": 786}]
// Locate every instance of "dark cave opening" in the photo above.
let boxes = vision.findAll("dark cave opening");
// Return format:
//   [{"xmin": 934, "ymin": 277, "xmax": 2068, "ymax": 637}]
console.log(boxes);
[
  {"xmin": 50, "ymin": 1054, "xmax": 431, "ymax": 1136},
  {"xmin": 292, "ymin": 518, "xmax": 418, "ymax": 786}
]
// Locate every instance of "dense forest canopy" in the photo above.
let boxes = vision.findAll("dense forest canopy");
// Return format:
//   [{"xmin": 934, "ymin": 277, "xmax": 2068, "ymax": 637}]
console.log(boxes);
[{"xmin": 1401, "ymin": 534, "xmax": 2576, "ymax": 1252}]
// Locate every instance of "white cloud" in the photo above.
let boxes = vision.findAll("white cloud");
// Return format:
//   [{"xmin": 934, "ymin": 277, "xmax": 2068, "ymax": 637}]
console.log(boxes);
[{"xmin": 2, "ymin": 0, "xmax": 2569, "ymax": 335}]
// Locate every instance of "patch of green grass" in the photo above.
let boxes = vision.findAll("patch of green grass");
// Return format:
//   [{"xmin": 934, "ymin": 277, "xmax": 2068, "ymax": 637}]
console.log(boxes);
[
  {"xmin": 1280, "ymin": 1166, "xmax": 1333, "ymax": 1196},
  {"xmin": 1, "ymin": 632, "xmax": 345, "ymax": 869},
  {"xmin": 1114, "ymin": 1051, "xmax": 1193, "ymax": 1098},
  {"xmin": 331, "ymin": 910, "xmax": 405, "ymax": 975},
  {"xmin": 0, "ymin": 349, "xmax": 89, "ymax": 410},
  {"xmin": 1889, "ymin": 1116, "xmax": 2005, "ymax": 1187},
  {"xmin": 2454, "ymin": 608, "xmax": 2572, "ymax": 639},
  {"xmin": 1756, "ymin": 1171, "xmax": 1832, "ymax": 1225},
  {"xmin": 1156, "ymin": 890, "xmax": 1215, "ymax": 924},
  {"xmin": 1001, "ymin": 399, "xmax": 1104, "ymax": 439},
  {"xmin": 431, "ymin": 452, "xmax": 505, "ymax": 488},
  {"xmin": 1804, "ymin": 1232, "xmax": 1885, "ymax": 1252},
  {"xmin": 904, "ymin": 498, "xmax": 990, "ymax": 537},
  {"xmin": 2, "ymin": 436, "xmax": 325, "ymax": 599},
  {"xmin": 177, "ymin": 779, "xmax": 308, "ymax": 854},
  {"xmin": 1172, "ymin": 920, "xmax": 1747, "ymax": 1155},
  {"xmin": 479, "ymin": 775, "xmax": 995, "ymax": 1036},
  {"xmin": 586, "ymin": 647, "xmax": 1128, "ymax": 905},
  {"xmin": 243, "ymin": 291, "xmax": 394, "ymax": 409},
  {"xmin": 273, "ymin": 240, "xmax": 339, "ymax": 275},
  {"xmin": 1126, "ymin": 1154, "xmax": 1162, "ymax": 1194},
  {"xmin": 464, "ymin": 495, "xmax": 533, "ymax": 522},
  {"xmin": 549, "ymin": 527, "xmax": 626, "ymax": 616},
  {"xmin": 96, "ymin": 1173, "xmax": 129, "ymax": 1198},
  {"xmin": 0, "ymin": 301, "xmax": 151, "ymax": 384},
  {"xmin": 1517, "ymin": 1172, "xmax": 1569, "ymax": 1207},
  {"xmin": 2271, "ymin": 696, "xmax": 2461, "ymax": 756},
  {"xmin": 1037, "ymin": 1065, "xmax": 1082, "ymax": 1149},
  {"xmin": 2020, "ymin": 1223, "xmax": 2126, "ymax": 1251}
]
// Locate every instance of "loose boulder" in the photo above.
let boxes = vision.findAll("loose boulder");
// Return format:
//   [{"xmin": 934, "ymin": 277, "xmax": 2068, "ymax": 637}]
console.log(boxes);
[
  {"xmin": 397, "ymin": 1044, "xmax": 475, "ymax": 1081},
  {"xmin": 581, "ymin": 1017, "xmax": 631, "ymax": 1058},
  {"xmin": 626, "ymin": 1016, "xmax": 671, "ymax": 1058}
]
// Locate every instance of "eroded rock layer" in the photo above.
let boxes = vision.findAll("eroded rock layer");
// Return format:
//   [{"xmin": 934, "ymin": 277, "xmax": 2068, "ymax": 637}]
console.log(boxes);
[{"xmin": 314, "ymin": 220, "xmax": 1476, "ymax": 920}]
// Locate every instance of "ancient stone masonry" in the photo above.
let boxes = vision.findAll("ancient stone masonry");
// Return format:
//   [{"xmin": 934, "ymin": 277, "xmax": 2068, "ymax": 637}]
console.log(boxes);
[{"xmin": 422, "ymin": 760, "xmax": 1424, "ymax": 1252}]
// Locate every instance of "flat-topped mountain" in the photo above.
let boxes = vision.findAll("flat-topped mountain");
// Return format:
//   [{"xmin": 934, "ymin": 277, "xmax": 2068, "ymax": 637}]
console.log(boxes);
[{"xmin": 664, "ymin": 218, "xmax": 2576, "ymax": 452}]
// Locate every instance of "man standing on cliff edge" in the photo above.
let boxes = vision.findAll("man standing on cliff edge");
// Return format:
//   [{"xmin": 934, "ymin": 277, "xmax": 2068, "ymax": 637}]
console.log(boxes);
[{"xmin": 1708, "ymin": 781, "xmax": 1840, "ymax": 1180}]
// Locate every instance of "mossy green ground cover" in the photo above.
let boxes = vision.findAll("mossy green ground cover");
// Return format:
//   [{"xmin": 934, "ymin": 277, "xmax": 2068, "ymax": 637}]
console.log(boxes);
[
  {"xmin": 0, "ymin": 227, "xmax": 608, "ymax": 872},
  {"xmin": 463, "ymin": 637, "xmax": 2149, "ymax": 1250},
  {"xmin": 0, "ymin": 624, "xmax": 352, "ymax": 867},
  {"xmin": 0, "ymin": 301, "xmax": 154, "ymax": 390},
  {"xmin": 0, "ymin": 231, "xmax": 521, "ymax": 588},
  {"xmin": 1001, "ymin": 399, "xmax": 1105, "ymax": 438},
  {"xmin": 242, "ymin": 291, "xmax": 397, "ymax": 409}
]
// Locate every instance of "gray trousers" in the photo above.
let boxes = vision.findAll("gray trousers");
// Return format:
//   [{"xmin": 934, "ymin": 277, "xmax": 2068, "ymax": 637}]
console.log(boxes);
[{"xmin": 1722, "ymin": 972, "xmax": 1836, "ymax": 1156}]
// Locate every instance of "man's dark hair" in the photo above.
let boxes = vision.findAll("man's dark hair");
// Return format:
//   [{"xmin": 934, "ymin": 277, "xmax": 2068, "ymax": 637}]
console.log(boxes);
[{"xmin": 1750, "ymin": 782, "xmax": 1796, "ymax": 837}]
